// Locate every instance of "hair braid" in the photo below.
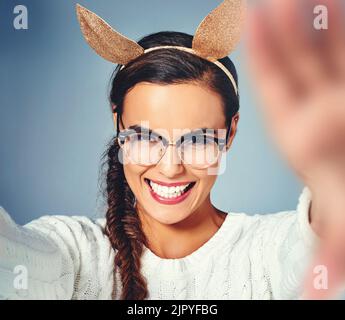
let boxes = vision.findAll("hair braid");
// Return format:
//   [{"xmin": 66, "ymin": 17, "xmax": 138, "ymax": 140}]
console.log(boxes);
[{"xmin": 104, "ymin": 138, "xmax": 148, "ymax": 300}]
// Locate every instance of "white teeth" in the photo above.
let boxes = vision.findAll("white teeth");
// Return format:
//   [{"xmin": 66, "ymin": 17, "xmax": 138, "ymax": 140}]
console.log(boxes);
[{"xmin": 148, "ymin": 180, "xmax": 192, "ymax": 199}]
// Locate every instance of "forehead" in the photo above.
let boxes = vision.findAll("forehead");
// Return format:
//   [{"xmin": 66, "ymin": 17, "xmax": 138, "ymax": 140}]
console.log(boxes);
[{"xmin": 122, "ymin": 83, "xmax": 226, "ymax": 133}]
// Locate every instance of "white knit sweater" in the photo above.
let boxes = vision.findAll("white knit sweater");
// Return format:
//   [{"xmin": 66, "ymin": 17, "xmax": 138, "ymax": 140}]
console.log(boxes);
[{"xmin": 0, "ymin": 188, "xmax": 319, "ymax": 300}]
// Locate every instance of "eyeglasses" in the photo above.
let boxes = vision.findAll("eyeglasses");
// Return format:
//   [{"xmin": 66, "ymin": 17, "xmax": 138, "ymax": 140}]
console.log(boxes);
[{"xmin": 116, "ymin": 126, "xmax": 230, "ymax": 169}]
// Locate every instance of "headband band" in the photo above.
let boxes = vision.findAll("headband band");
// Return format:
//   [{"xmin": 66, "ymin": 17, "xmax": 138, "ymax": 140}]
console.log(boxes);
[{"xmin": 119, "ymin": 46, "xmax": 238, "ymax": 94}]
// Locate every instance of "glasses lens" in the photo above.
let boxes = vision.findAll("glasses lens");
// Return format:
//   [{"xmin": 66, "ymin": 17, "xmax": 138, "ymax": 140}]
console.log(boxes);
[
  {"xmin": 179, "ymin": 135, "xmax": 220, "ymax": 169},
  {"xmin": 123, "ymin": 133, "xmax": 165, "ymax": 165}
]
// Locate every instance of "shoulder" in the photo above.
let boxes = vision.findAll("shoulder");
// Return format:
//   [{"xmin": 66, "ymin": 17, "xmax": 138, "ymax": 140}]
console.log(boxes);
[{"xmin": 226, "ymin": 187, "xmax": 315, "ymax": 246}]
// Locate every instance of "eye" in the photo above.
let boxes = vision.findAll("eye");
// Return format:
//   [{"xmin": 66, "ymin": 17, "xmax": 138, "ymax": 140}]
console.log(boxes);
[
  {"xmin": 136, "ymin": 133, "xmax": 162, "ymax": 143},
  {"xmin": 189, "ymin": 135, "xmax": 216, "ymax": 145},
  {"xmin": 136, "ymin": 133, "xmax": 149, "ymax": 141}
]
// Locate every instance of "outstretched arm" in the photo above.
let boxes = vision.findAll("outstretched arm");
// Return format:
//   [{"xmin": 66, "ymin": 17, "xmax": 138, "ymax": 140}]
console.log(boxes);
[{"xmin": 246, "ymin": 0, "xmax": 345, "ymax": 299}]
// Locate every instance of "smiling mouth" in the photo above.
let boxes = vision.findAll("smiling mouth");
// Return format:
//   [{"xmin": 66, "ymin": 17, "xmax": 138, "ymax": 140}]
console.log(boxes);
[{"xmin": 144, "ymin": 178, "xmax": 196, "ymax": 203}]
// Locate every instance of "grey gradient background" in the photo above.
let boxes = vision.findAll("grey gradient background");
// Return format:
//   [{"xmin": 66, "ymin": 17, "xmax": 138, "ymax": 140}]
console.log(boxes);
[{"xmin": 0, "ymin": 0, "xmax": 303, "ymax": 225}]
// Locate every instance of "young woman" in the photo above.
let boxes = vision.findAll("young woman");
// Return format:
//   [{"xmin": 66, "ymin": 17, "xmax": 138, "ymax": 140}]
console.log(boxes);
[{"xmin": 1, "ymin": 0, "xmax": 345, "ymax": 300}]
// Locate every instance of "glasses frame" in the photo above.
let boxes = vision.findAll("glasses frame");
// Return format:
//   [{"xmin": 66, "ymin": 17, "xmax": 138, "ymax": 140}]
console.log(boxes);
[{"xmin": 115, "ymin": 114, "xmax": 232, "ymax": 168}]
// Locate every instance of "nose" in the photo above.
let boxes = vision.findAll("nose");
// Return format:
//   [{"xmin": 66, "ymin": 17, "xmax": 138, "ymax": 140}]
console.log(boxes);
[{"xmin": 156, "ymin": 144, "xmax": 184, "ymax": 178}]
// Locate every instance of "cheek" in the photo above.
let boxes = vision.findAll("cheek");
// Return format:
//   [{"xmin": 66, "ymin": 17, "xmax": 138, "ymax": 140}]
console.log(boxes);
[
  {"xmin": 123, "ymin": 164, "xmax": 147, "ymax": 191},
  {"xmin": 192, "ymin": 169, "xmax": 218, "ymax": 194},
  {"xmin": 124, "ymin": 163, "xmax": 147, "ymax": 174}
]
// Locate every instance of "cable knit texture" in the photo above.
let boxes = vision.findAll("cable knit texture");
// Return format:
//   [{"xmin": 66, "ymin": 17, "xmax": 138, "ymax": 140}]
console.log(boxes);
[{"xmin": 0, "ymin": 188, "xmax": 319, "ymax": 300}]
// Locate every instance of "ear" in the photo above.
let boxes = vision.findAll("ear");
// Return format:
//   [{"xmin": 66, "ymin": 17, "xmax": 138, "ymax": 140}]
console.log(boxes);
[
  {"xmin": 111, "ymin": 105, "xmax": 123, "ymax": 132},
  {"xmin": 225, "ymin": 112, "xmax": 240, "ymax": 151},
  {"xmin": 112, "ymin": 112, "xmax": 118, "ymax": 131},
  {"xmin": 192, "ymin": 0, "xmax": 246, "ymax": 61},
  {"xmin": 76, "ymin": 4, "xmax": 144, "ymax": 65}
]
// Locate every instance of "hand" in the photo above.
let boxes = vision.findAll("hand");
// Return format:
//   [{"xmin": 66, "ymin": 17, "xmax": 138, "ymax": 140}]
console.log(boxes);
[{"xmin": 245, "ymin": 0, "xmax": 345, "ymax": 299}]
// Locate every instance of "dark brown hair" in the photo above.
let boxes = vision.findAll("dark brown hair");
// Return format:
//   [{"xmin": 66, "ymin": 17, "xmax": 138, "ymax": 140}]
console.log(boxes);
[{"xmin": 101, "ymin": 31, "xmax": 239, "ymax": 300}]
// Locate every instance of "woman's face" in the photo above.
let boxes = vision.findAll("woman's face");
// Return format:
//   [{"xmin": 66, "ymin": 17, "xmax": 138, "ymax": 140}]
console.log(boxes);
[{"xmin": 115, "ymin": 82, "xmax": 238, "ymax": 225}]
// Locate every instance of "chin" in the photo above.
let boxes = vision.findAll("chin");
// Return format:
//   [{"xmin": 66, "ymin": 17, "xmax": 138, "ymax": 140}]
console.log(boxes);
[{"xmin": 143, "ymin": 202, "xmax": 194, "ymax": 225}]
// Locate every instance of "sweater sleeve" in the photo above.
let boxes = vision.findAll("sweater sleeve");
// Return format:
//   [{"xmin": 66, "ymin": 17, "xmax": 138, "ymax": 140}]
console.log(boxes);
[
  {"xmin": 263, "ymin": 187, "xmax": 320, "ymax": 299},
  {"xmin": 0, "ymin": 206, "xmax": 73, "ymax": 299},
  {"xmin": 0, "ymin": 206, "xmax": 113, "ymax": 300}
]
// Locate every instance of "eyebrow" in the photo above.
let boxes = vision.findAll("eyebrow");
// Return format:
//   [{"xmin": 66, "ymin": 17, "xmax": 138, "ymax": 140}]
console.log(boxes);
[{"xmin": 127, "ymin": 125, "xmax": 219, "ymax": 136}]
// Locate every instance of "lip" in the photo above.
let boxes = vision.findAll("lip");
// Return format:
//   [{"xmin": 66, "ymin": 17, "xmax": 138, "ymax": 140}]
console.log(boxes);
[{"xmin": 144, "ymin": 178, "xmax": 196, "ymax": 205}]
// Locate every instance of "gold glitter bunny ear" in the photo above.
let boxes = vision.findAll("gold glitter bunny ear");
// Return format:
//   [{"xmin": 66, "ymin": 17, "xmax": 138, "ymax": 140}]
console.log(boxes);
[
  {"xmin": 76, "ymin": 4, "xmax": 144, "ymax": 65},
  {"xmin": 192, "ymin": 0, "xmax": 246, "ymax": 61}
]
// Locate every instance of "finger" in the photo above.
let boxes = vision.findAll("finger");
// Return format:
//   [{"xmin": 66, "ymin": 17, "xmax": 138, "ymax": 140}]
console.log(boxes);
[
  {"xmin": 265, "ymin": 0, "xmax": 329, "ymax": 96},
  {"xmin": 307, "ymin": 0, "xmax": 345, "ymax": 81},
  {"xmin": 245, "ymin": 5, "xmax": 298, "ymax": 121}
]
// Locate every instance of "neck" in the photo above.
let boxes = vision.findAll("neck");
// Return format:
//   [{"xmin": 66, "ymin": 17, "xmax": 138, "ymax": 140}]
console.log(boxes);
[{"xmin": 137, "ymin": 196, "xmax": 226, "ymax": 259}]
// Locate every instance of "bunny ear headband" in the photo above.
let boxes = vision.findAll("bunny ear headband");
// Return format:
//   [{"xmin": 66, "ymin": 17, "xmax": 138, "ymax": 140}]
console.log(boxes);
[{"xmin": 76, "ymin": 0, "xmax": 246, "ymax": 94}]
